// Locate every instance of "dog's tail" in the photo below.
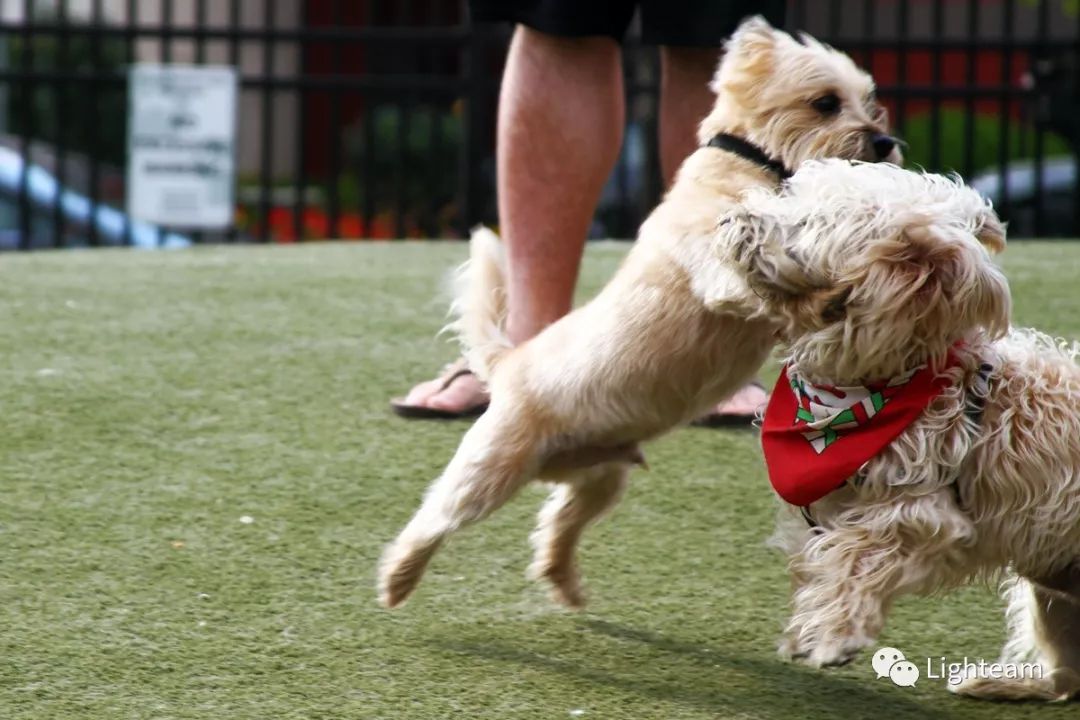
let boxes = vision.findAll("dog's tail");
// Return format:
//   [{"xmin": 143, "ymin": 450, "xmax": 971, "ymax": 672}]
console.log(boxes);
[{"xmin": 446, "ymin": 226, "xmax": 513, "ymax": 381}]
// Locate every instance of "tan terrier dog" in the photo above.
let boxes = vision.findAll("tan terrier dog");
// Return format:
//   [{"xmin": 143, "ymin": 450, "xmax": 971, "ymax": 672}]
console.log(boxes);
[
  {"xmin": 727, "ymin": 159, "xmax": 1079, "ymax": 702},
  {"xmin": 379, "ymin": 17, "xmax": 901, "ymax": 610}
]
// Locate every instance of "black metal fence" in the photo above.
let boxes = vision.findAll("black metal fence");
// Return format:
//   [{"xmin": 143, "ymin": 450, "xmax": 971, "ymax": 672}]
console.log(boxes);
[{"xmin": 1, "ymin": 0, "xmax": 1077, "ymax": 249}]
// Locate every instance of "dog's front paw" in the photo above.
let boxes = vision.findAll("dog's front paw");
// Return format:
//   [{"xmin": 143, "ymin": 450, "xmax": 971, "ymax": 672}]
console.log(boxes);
[
  {"xmin": 377, "ymin": 535, "xmax": 442, "ymax": 609},
  {"xmin": 803, "ymin": 635, "xmax": 872, "ymax": 668},
  {"xmin": 778, "ymin": 634, "xmax": 809, "ymax": 661},
  {"xmin": 780, "ymin": 632, "xmax": 867, "ymax": 667},
  {"xmin": 527, "ymin": 559, "xmax": 587, "ymax": 610},
  {"xmin": 950, "ymin": 674, "xmax": 1064, "ymax": 702}
]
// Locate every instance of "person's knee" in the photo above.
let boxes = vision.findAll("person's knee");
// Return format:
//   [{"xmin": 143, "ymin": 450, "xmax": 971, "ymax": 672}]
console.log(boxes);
[
  {"xmin": 517, "ymin": 24, "xmax": 620, "ymax": 63},
  {"xmin": 661, "ymin": 46, "xmax": 722, "ymax": 83}
]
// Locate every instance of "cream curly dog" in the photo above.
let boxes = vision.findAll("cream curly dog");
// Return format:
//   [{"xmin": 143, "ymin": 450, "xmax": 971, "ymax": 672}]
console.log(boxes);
[
  {"xmin": 378, "ymin": 17, "xmax": 901, "ymax": 611},
  {"xmin": 725, "ymin": 159, "xmax": 1080, "ymax": 702}
]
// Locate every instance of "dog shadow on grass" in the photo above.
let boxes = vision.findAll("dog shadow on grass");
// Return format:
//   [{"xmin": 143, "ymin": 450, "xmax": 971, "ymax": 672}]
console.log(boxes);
[{"xmin": 433, "ymin": 618, "xmax": 959, "ymax": 720}]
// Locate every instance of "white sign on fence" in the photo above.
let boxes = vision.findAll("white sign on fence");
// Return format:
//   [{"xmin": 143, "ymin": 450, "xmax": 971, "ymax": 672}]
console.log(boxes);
[{"xmin": 126, "ymin": 64, "xmax": 237, "ymax": 228}]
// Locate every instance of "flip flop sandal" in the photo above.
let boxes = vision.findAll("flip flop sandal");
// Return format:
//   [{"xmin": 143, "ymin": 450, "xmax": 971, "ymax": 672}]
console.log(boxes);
[
  {"xmin": 390, "ymin": 360, "xmax": 490, "ymax": 420},
  {"xmin": 691, "ymin": 380, "xmax": 768, "ymax": 428}
]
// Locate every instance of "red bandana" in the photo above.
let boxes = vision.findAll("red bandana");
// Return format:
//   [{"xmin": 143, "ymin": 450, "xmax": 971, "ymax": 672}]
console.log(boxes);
[{"xmin": 761, "ymin": 360, "xmax": 957, "ymax": 506}]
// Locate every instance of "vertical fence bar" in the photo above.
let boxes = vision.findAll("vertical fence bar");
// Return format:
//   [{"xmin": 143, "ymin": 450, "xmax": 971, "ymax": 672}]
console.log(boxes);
[
  {"xmin": 621, "ymin": 129, "xmax": 633, "ymax": 237},
  {"xmin": 615, "ymin": 66, "xmax": 630, "ymax": 238},
  {"xmin": 86, "ymin": 0, "xmax": 103, "ymax": 246},
  {"xmin": 997, "ymin": 0, "xmax": 1015, "ymax": 219},
  {"xmin": 157, "ymin": 0, "xmax": 173, "ymax": 247},
  {"xmin": 394, "ymin": 101, "xmax": 410, "ymax": 239},
  {"xmin": 861, "ymin": 0, "xmax": 874, "ymax": 70},
  {"xmin": 791, "ymin": 0, "xmax": 806, "ymax": 31},
  {"xmin": 459, "ymin": 15, "xmax": 483, "ymax": 234},
  {"xmin": 327, "ymin": 0, "xmax": 343, "ymax": 238},
  {"xmin": 827, "ymin": 0, "xmax": 841, "ymax": 40},
  {"xmin": 227, "ymin": 0, "xmax": 240, "ymax": 242},
  {"xmin": 125, "ymin": 0, "xmax": 136, "ymax": 64},
  {"xmin": 361, "ymin": 88, "xmax": 376, "ymax": 238},
  {"xmin": 258, "ymin": 0, "xmax": 276, "ymax": 242},
  {"xmin": 424, "ymin": 0, "xmax": 445, "ymax": 237},
  {"xmin": 423, "ymin": 0, "xmax": 440, "ymax": 236},
  {"xmin": 395, "ymin": 2, "xmax": 414, "ymax": 238},
  {"xmin": 194, "ymin": 0, "xmax": 207, "ymax": 64},
  {"xmin": 929, "ymin": 0, "xmax": 943, "ymax": 170},
  {"xmin": 1032, "ymin": 0, "xmax": 1048, "ymax": 237},
  {"xmin": 161, "ymin": 0, "xmax": 172, "ymax": 62},
  {"xmin": 895, "ymin": 0, "xmax": 909, "ymax": 138},
  {"xmin": 292, "ymin": 2, "xmax": 307, "ymax": 243},
  {"xmin": 425, "ymin": 105, "xmax": 442, "ymax": 237},
  {"xmin": 645, "ymin": 49, "xmax": 661, "ymax": 230},
  {"xmin": 962, "ymin": 0, "xmax": 978, "ymax": 179},
  {"xmin": 191, "ymin": 0, "xmax": 207, "ymax": 244},
  {"xmin": 361, "ymin": 0, "xmax": 377, "ymax": 239},
  {"xmin": 229, "ymin": 0, "xmax": 240, "ymax": 70},
  {"xmin": 123, "ymin": 0, "xmax": 136, "ymax": 246},
  {"xmin": 924, "ymin": 0, "xmax": 941, "ymax": 169},
  {"xmin": 1075, "ymin": 0, "xmax": 1080, "ymax": 236},
  {"xmin": 17, "ymin": 0, "xmax": 34, "ymax": 249},
  {"xmin": 51, "ymin": 0, "xmax": 70, "ymax": 247}
]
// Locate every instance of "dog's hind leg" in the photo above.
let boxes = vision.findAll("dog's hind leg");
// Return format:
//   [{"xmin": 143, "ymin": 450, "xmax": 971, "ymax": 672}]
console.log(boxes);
[
  {"xmin": 1031, "ymin": 570, "xmax": 1080, "ymax": 700},
  {"xmin": 953, "ymin": 570, "xmax": 1080, "ymax": 702},
  {"xmin": 528, "ymin": 463, "xmax": 629, "ymax": 609},
  {"xmin": 378, "ymin": 408, "xmax": 540, "ymax": 608}
]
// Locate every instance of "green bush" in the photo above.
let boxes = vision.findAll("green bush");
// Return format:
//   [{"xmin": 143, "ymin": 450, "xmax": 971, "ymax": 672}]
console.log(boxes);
[
  {"xmin": 343, "ymin": 103, "xmax": 463, "ymax": 221},
  {"xmin": 899, "ymin": 108, "xmax": 1071, "ymax": 177}
]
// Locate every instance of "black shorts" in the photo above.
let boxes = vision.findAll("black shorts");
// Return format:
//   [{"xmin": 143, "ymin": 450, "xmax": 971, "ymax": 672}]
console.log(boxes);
[{"xmin": 468, "ymin": 0, "xmax": 787, "ymax": 47}]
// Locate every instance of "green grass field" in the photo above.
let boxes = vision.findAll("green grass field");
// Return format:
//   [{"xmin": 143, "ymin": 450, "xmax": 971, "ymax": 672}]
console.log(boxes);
[{"xmin": 4, "ymin": 241, "xmax": 1080, "ymax": 720}]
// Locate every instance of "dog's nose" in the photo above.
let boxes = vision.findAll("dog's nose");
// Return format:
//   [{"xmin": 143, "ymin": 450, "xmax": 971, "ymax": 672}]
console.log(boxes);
[{"xmin": 872, "ymin": 134, "xmax": 897, "ymax": 160}]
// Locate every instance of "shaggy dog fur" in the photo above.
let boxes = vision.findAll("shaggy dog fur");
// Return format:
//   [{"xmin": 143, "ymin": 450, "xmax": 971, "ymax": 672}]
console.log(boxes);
[
  {"xmin": 725, "ymin": 159, "xmax": 1080, "ymax": 702},
  {"xmin": 378, "ymin": 17, "xmax": 901, "ymax": 611}
]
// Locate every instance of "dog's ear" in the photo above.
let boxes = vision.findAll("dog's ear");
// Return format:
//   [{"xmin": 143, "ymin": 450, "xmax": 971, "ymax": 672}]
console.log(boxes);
[
  {"xmin": 974, "ymin": 208, "xmax": 1007, "ymax": 255},
  {"xmin": 713, "ymin": 16, "xmax": 780, "ymax": 95},
  {"xmin": 970, "ymin": 211, "xmax": 1011, "ymax": 337},
  {"xmin": 855, "ymin": 220, "xmax": 1011, "ymax": 342},
  {"xmin": 725, "ymin": 16, "xmax": 779, "ymax": 55},
  {"xmin": 965, "ymin": 229, "xmax": 1012, "ymax": 340}
]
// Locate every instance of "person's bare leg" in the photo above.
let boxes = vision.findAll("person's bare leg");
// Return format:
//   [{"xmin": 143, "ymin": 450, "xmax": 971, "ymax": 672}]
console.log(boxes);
[
  {"xmin": 660, "ymin": 46, "xmax": 768, "ymax": 419},
  {"xmin": 658, "ymin": 46, "xmax": 719, "ymax": 186},
  {"xmin": 399, "ymin": 26, "xmax": 624, "ymax": 413},
  {"xmin": 501, "ymin": 28, "xmax": 625, "ymax": 342}
]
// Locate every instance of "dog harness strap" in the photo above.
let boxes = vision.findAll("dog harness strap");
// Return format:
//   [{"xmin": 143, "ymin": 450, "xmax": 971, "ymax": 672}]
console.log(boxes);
[
  {"xmin": 963, "ymin": 362, "xmax": 995, "ymax": 425},
  {"xmin": 761, "ymin": 358, "xmax": 963, "ymax": 507},
  {"xmin": 706, "ymin": 133, "xmax": 792, "ymax": 179},
  {"xmin": 946, "ymin": 361, "xmax": 995, "ymax": 512}
]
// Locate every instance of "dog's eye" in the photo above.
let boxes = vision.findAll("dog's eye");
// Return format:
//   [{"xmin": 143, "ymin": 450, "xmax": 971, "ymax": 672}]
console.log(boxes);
[{"xmin": 811, "ymin": 93, "xmax": 841, "ymax": 115}]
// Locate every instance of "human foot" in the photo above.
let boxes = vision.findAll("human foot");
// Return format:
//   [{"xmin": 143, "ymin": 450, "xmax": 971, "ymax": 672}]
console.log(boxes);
[
  {"xmin": 692, "ymin": 381, "xmax": 769, "ymax": 428},
  {"xmin": 390, "ymin": 359, "xmax": 490, "ymax": 419}
]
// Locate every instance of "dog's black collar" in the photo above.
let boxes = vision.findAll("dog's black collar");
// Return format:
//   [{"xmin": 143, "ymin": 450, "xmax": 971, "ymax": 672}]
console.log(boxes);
[{"xmin": 706, "ymin": 133, "xmax": 791, "ymax": 180}]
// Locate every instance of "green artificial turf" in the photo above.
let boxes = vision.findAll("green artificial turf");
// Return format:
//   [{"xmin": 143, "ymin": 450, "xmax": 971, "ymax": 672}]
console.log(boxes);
[{"xmin": 4, "ymin": 241, "xmax": 1080, "ymax": 720}]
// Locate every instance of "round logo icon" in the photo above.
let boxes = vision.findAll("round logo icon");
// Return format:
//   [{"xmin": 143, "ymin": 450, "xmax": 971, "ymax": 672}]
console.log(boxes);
[
  {"xmin": 872, "ymin": 647, "xmax": 919, "ymax": 687},
  {"xmin": 889, "ymin": 660, "xmax": 920, "ymax": 687},
  {"xmin": 872, "ymin": 647, "xmax": 905, "ymax": 679}
]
